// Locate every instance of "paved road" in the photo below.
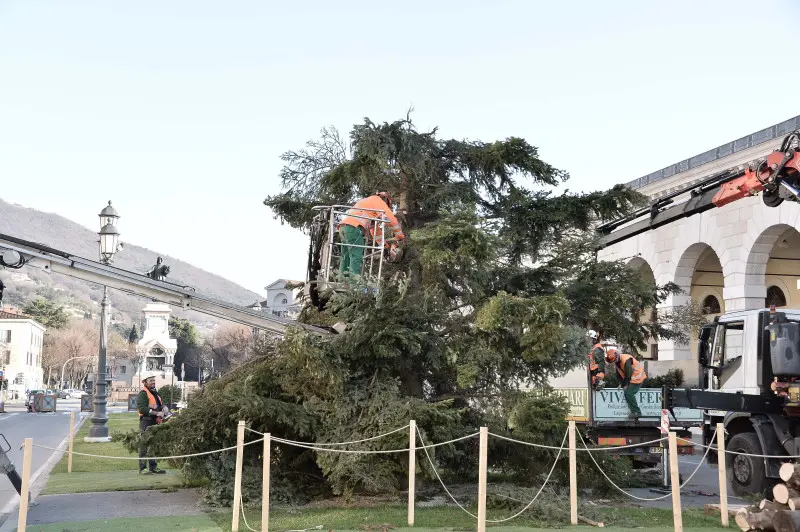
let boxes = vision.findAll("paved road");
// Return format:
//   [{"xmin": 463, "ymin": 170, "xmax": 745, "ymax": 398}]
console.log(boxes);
[
  {"xmin": 0, "ymin": 409, "xmax": 80, "ymax": 517},
  {"xmin": 0, "ymin": 399, "xmax": 129, "ymax": 520},
  {"xmin": 628, "ymin": 428, "xmax": 750, "ymax": 509}
]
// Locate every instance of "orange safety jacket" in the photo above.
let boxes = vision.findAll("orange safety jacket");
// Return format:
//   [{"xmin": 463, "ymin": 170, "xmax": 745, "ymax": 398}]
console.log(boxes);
[
  {"xmin": 139, "ymin": 386, "xmax": 162, "ymax": 417},
  {"xmin": 339, "ymin": 195, "xmax": 405, "ymax": 243},
  {"xmin": 614, "ymin": 353, "xmax": 646, "ymax": 385}
]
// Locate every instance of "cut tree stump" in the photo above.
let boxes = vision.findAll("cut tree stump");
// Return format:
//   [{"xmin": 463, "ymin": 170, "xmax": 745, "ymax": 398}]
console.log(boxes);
[
  {"xmin": 775, "ymin": 484, "xmax": 800, "ymax": 505},
  {"xmin": 706, "ymin": 502, "xmax": 747, "ymax": 516},
  {"xmin": 780, "ymin": 463, "xmax": 800, "ymax": 484},
  {"xmin": 764, "ymin": 499, "xmax": 792, "ymax": 512},
  {"xmin": 735, "ymin": 507, "xmax": 776, "ymax": 531},
  {"xmin": 789, "ymin": 497, "xmax": 800, "ymax": 511},
  {"xmin": 773, "ymin": 510, "xmax": 800, "ymax": 532}
]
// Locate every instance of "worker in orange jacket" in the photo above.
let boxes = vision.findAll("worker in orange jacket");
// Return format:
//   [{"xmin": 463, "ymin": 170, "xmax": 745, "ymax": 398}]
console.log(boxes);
[
  {"xmin": 605, "ymin": 347, "xmax": 647, "ymax": 419},
  {"xmin": 587, "ymin": 330, "xmax": 606, "ymax": 390},
  {"xmin": 338, "ymin": 192, "xmax": 405, "ymax": 276}
]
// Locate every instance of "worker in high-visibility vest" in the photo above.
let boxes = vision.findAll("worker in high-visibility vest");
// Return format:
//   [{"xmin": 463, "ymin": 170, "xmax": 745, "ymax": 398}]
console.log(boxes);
[
  {"xmin": 587, "ymin": 330, "xmax": 606, "ymax": 390},
  {"xmin": 338, "ymin": 192, "xmax": 405, "ymax": 276},
  {"xmin": 605, "ymin": 347, "xmax": 647, "ymax": 419},
  {"xmin": 136, "ymin": 371, "xmax": 168, "ymax": 474}
]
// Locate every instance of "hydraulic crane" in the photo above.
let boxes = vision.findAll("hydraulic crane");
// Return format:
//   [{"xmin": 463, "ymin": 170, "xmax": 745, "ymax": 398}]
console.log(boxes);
[
  {"xmin": 596, "ymin": 130, "xmax": 800, "ymax": 249},
  {"xmin": 0, "ymin": 231, "xmax": 333, "ymax": 336},
  {"xmin": 592, "ymin": 130, "xmax": 800, "ymax": 496}
]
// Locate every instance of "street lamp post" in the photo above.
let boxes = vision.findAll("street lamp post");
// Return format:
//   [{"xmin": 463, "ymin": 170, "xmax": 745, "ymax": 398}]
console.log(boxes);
[{"xmin": 86, "ymin": 201, "xmax": 122, "ymax": 443}]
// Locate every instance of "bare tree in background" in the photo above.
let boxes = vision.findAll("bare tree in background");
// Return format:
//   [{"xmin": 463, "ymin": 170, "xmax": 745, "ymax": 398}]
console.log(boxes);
[
  {"xmin": 49, "ymin": 320, "xmax": 99, "ymax": 388},
  {"xmin": 201, "ymin": 324, "xmax": 269, "ymax": 376}
]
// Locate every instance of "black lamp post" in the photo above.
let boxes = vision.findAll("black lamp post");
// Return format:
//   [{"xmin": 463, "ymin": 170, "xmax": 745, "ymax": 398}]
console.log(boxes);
[{"xmin": 86, "ymin": 201, "xmax": 122, "ymax": 442}]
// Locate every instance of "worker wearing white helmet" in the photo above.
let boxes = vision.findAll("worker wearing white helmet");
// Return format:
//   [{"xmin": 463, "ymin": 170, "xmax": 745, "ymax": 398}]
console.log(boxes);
[
  {"xmin": 136, "ymin": 371, "xmax": 168, "ymax": 474},
  {"xmin": 586, "ymin": 330, "xmax": 606, "ymax": 390}
]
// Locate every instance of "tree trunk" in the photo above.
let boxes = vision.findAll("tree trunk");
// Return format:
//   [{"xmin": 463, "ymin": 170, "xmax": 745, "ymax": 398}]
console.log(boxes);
[
  {"xmin": 764, "ymin": 500, "xmax": 791, "ymax": 512},
  {"xmin": 735, "ymin": 508, "xmax": 775, "ymax": 531},
  {"xmin": 773, "ymin": 510, "xmax": 800, "ymax": 532},
  {"xmin": 781, "ymin": 463, "xmax": 800, "ymax": 488},
  {"xmin": 775, "ymin": 484, "xmax": 800, "ymax": 505}
]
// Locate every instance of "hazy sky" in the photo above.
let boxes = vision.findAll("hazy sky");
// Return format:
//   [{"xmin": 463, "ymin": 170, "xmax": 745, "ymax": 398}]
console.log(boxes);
[{"xmin": 2, "ymin": 0, "xmax": 799, "ymax": 296}]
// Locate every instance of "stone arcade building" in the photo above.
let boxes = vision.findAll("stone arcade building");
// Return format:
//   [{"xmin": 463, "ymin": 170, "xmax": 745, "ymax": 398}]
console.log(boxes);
[{"xmin": 557, "ymin": 115, "xmax": 800, "ymax": 388}]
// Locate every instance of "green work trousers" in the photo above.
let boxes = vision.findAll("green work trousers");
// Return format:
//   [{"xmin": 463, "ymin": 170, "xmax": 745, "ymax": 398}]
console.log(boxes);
[
  {"xmin": 623, "ymin": 383, "xmax": 642, "ymax": 416},
  {"xmin": 339, "ymin": 224, "xmax": 364, "ymax": 275}
]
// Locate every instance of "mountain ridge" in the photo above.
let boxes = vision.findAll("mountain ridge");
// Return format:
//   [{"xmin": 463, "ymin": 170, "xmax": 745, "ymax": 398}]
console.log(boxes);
[{"xmin": 0, "ymin": 198, "xmax": 264, "ymax": 330}]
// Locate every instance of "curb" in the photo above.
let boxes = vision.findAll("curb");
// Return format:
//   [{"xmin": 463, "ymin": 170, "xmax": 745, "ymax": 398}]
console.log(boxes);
[{"xmin": 0, "ymin": 413, "xmax": 88, "ymax": 531}]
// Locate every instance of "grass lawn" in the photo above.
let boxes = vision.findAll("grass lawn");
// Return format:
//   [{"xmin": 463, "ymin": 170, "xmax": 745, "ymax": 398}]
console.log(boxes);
[
  {"xmin": 50, "ymin": 413, "xmax": 157, "ymax": 474},
  {"xmin": 42, "ymin": 469, "xmax": 185, "ymax": 495},
  {"xmin": 44, "ymin": 412, "xmax": 190, "ymax": 494},
  {"xmin": 21, "ymin": 515, "xmax": 222, "ymax": 532},
  {"xmin": 207, "ymin": 505, "xmax": 727, "ymax": 531}
]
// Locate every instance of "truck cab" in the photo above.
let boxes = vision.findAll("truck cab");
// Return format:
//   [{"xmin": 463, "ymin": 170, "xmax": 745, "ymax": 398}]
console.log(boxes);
[{"xmin": 681, "ymin": 308, "xmax": 800, "ymax": 496}]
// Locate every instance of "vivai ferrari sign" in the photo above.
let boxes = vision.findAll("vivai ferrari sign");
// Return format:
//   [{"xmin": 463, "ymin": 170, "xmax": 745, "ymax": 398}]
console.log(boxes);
[
  {"xmin": 593, "ymin": 388, "xmax": 702, "ymax": 422},
  {"xmin": 540, "ymin": 387, "xmax": 702, "ymax": 422}
]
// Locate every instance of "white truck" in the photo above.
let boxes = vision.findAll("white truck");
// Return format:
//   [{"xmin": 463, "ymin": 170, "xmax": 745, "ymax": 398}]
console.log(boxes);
[{"xmin": 664, "ymin": 307, "xmax": 800, "ymax": 496}]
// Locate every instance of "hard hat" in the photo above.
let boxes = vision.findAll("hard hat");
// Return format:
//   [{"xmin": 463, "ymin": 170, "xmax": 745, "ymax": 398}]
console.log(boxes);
[
  {"xmin": 141, "ymin": 371, "xmax": 159, "ymax": 382},
  {"xmin": 377, "ymin": 191, "xmax": 393, "ymax": 208},
  {"xmin": 587, "ymin": 330, "xmax": 598, "ymax": 339}
]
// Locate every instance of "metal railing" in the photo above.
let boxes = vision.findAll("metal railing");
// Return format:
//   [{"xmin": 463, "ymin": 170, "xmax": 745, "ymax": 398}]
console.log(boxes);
[{"xmin": 310, "ymin": 204, "xmax": 391, "ymax": 290}]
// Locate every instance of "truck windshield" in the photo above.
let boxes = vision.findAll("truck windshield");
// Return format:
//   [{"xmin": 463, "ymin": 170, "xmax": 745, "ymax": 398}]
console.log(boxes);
[
  {"xmin": 710, "ymin": 321, "xmax": 744, "ymax": 389},
  {"xmin": 711, "ymin": 321, "xmax": 744, "ymax": 366}
]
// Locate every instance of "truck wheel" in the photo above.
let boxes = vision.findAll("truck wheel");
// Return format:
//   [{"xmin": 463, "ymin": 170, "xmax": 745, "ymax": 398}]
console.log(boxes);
[{"xmin": 727, "ymin": 432, "xmax": 769, "ymax": 497}]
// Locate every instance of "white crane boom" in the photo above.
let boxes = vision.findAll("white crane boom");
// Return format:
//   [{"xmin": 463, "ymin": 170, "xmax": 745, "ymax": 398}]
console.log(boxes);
[{"xmin": 0, "ymin": 231, "xmax": 333, "ymax": 336}]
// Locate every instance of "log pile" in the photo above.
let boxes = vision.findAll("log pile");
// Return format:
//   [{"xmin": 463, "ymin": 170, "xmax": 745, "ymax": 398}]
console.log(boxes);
[{"xmin": 735, "ymin": 462, "xmax": 800, "ymax": 531}]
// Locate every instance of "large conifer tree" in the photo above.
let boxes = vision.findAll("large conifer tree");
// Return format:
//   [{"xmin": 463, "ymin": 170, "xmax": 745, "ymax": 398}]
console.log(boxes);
[{"xmin": 137, "ymin": 115, "xmax": 702, "ymax": 503}]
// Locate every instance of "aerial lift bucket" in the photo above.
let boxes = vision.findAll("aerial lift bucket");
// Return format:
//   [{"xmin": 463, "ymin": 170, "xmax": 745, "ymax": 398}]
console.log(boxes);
[{"xmin": 306, "ymin": 204, "xmax": 391, "ymax": 310}]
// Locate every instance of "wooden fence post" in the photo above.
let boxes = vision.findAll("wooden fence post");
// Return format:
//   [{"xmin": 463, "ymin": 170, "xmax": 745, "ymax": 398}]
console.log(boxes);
[
  {"xmin": 408, "ymin": 419, "xmax": 416, "ymax": 527},
  {"xmin": 262, "ymin": 433, "xmax": 270, "ymax": 532},
  {"xmin": 669, "ymin": 431, "xmax": 683, "ymax": 532},
  {"xmin": 17, "ymin": 438, "xmax": 32, "ymax": 532},
  {"xmin": 477, "ymin": 426, "xmax": 488, "ymax": 532},
  {"xmin": 68, "ymin": 411, "xmax": 75, "ymax": 473},
  {"xmin": 569, "ymin": 420, "xmax": 577, "ymax": 525},
  {"xmin": 716, "ymin": 423, "xmax": 728, "ymax": 527},
  {"xmin": 231, "ymin": 420, "xmax": 245, "ymax": 532}
]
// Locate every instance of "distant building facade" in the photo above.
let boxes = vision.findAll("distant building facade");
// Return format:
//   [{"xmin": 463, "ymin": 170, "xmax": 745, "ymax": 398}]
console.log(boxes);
[
  {"xmin": 250, "ymin": 279, "xmax": 302, "ymax": 319},
  {"xmin": 133, "ymin": 303, "xmax": 178, "ymax": 388},
  {"xmin": 0, "ymin": 310, "xmax": 45, "ymax": 397}
]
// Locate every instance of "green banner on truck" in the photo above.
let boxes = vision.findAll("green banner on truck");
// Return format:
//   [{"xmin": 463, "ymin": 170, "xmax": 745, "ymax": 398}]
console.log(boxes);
[{"xmin": 550, "ymin": 387, "xmax": 702, "ymax": 423}]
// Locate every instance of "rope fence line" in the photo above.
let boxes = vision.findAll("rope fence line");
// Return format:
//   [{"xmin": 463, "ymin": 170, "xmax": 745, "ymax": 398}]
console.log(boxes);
[
  {"xmin": 482, "ymin": 427, "xmax": 567, "ymax": 523},
  {"xmin": 491, "ymin": 432, "xmax": 668, "ymax": 452},
  {"xmin": 239, "ymin": 492, "xmax": 260, "ymax": 532},
  {"xmin": 415, "ymin": 426, "xmax": 479, "ymax": 519},
  {"xmin": 678, "ymin": 436, "xmax": 800, "ymax": 459},
  {"xmin": 577, "ymin": 429, "xmax": 716, "ymax": 502},
  {"xmin": 15, "ymin": 417, "xmax": 745, "ymax": 532},
  {"xmin": 244, "ymin": 424, "xmax": 410, "ymax": 446},
  {"xmin": 30, "ymin": 437, "xmax": 265, "ymax": 461}
]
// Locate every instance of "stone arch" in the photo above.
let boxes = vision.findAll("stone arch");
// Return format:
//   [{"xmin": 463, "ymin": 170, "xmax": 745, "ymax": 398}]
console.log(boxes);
[
  {"xmin": 272, "ymin": 291, "xmax": 289, "ymax": 306},
  {"xmin": 660, "ymin": 243, "xmax": 725, "ymax": 371},
  {"xmin": 673, "ymin": 242, "xmax": 725, "ymax": 311},
  {"xmin": 766, "ymin": 285, "xmax": 788, "ymax": 307},
  {"xmin": 745, "ymin": 224, "xmax": 800, "ymax": 309},
  {"xmin": 701, "ymin": 294, "xmax": 721, "ymax": 314},
  {"xmin": 626, "ymin": 256, "xmax": 659, "ymax": 359}
]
